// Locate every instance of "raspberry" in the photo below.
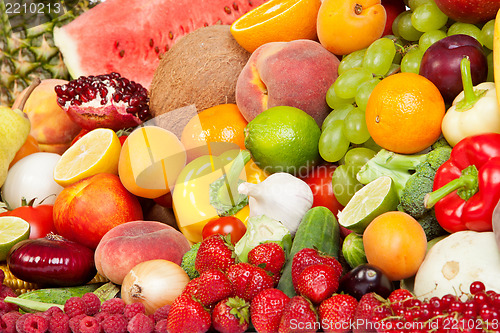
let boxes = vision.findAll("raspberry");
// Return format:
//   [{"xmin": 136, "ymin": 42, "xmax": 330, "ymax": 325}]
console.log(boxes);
[
  {"xmin": 1, "ymin": 311, "xmax": 22, "ymax": 333},
  {"xmin": 79, "ymin": 316, "xmax": 101, "ymax": 333},
  {"xmin": 64, "ymin": 296, "xmax": 87, "ymax": 318},
  {"xmin": 16, "ymin": 313, "xmax": 31, "ymax": 333},
  {"xmin": 43, "ymin": 306, "xmax": 64, "ymax": 318},
  {"xmin": 0, "ymin": 285, "xmax": 17, "ymax": 299},
  {"xmin": 127, "ymin": 313, "xmax": 154, "ymax": 333},
  {"xmin": 82, "ymin": 293, "xmax": 101, "ymax": 316},
  {"xmin": 94, "ymin": 311, "xmax": 111, "ymax": 323},
  {"xmin": 124, "ymin": 302, "xmax": 146, "ymax": 320},
  {"xmin": 69, "ymin": 314, "xmax": 86, "ymax": 333},
  {"xmin": 101, "ymin": 314, "xmax": 128, "ymax": 333},
  {"xmin": 153, "ymin": 304, "xmax": 171, "ymax": 323},
  {"xmin": 49, "ymin": 313, "xmax": 70, "ymax": 333},
  {"xmin": 22, "ymin": 313, "xmax": 49, "ymax": 333},
  {"xmin": 154, "ymin": 319, "xmax": 168, "ymax": 333},
  {"xmin": 101, "ymin": 298, "xmax": 125, "ymax": 315}
]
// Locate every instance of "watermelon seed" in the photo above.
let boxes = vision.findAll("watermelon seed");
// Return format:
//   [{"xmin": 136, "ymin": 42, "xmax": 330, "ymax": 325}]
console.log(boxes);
[
  {"xmin": 149, "ymin": 39, "xmax": 154, "ymax": 47},
  {"xmin": 232, "ymin": 2, "xmax": 239, "ymax": 11},
  {"xmin": 119, "ymin": 50, "xmax": 125, "ymax": 57},
  {"xmin": 224, "ymin": 6, "xmax": 231, "ymax": 14}
]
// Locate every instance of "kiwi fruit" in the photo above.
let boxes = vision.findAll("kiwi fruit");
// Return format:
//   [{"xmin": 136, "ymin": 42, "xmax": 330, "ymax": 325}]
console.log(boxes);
[{"xmin": 149, "ymin": 25, "xmax": 251, "ymax": 117}]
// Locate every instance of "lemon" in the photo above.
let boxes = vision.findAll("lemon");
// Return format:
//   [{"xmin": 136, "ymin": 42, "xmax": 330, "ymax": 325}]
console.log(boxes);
[
  {"xmin": 337, "ymin": 176, "xmax": 399, "ymax": 234},
  {"xmin": 0, "ymin": 216, "xmax": 30, "ymax": 261},
  {"xmin": 244, "ymin": 106, "xmax": 321, "ymax": 176},
  {"xmin": 54, "ymin": 128, "xmax": 122, "ymax": 187}
]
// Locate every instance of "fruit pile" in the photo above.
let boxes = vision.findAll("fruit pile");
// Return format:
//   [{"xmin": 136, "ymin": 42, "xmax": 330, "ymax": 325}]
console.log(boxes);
[{"xmin": 3, "ymin": 0, "xmax": 500, "ymax": 332}]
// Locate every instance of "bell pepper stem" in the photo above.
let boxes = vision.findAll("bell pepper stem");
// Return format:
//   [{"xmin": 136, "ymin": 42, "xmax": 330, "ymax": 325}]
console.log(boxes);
[
  {"xmin": 455, "ymin": 57, "xmax": 486, "ymax": 112},
  {"xmin": 218, "ymin": 150, "xmax": 252, "ymax": 206},
  {"xmin": 424, "ymin": 165, "xmax": 479, "ymax": 208}
]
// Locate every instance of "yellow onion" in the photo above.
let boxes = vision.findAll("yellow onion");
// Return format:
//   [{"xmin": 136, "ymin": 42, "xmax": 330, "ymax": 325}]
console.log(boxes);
[{"xmin": 121, "ymin": 259, "xmax": 190, "ymax": 314}]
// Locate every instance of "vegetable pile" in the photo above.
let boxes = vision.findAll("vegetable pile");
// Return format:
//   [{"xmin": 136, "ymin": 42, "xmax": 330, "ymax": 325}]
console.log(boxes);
[{"xmin": 4, "ymin": 0, "xmax": 500, "ymax": 332}]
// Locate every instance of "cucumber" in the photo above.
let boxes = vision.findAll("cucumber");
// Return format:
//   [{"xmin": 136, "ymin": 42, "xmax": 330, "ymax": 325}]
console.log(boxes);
[
  {"xmin": 277, "ymin": 206, "xmax": 341, "ymax": 297},
  {"xmin": 19, "ymin": 284, "xmax": 102, "ymax": 305},
  {"xmin": 342, "ymin": 232, "xmax": 367, "ymax": 269}
]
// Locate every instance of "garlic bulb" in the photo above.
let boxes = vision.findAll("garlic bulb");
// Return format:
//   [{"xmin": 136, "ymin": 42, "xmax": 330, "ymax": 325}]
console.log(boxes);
[{"xmin": 238, "ymin": 172, "xmax": 314, "ymax": 235}]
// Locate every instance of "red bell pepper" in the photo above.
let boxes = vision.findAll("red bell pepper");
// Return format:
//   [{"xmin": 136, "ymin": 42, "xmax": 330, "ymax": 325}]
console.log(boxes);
[{"xmin": 424, "ymin": 133, "xmax": 500, "ymax": 233}]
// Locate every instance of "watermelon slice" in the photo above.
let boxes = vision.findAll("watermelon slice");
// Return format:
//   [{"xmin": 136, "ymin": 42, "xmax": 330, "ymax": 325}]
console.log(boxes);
[{"xmin": 53, "ymin": 0, "xmax": 267, "ymax": 89}]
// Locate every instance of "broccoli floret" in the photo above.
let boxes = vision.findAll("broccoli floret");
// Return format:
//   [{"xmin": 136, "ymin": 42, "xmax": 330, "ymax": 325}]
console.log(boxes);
[
  {"xmin": 356, "ymin": 143, "xmax": 452, "ymax": 219},
  {"xmin": 416, "ymin": 210, "xmax": 449, "ymax": 242},
  {"xmin": 356, "ymin": 149, "xmax": 427, "ymax": 197},
  {"xmin": 398, "ymin": 147, "xmax": 452, "ymax": 218},
  {"xmin": 181, "ymin": 242, "xmax": 201, "ymax": 279}
]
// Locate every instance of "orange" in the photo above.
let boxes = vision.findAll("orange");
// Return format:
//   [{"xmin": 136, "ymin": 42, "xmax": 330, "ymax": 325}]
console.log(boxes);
[
  {"xmin": 363, "ymin": 211, "xmax": 427, "ymax": 281},
  {"xmin": 9, "ymin": 135, "xmax": 40, "ymax": 169},
  {"xmin": 230, "ymin": 0, "xmax": 321, "ymax": 53},
  {"xmin": 365, "ymin": 72, "xmax": 445, "ymax": 154},
  {"xmin": 181, "ymin": 104, "xmax": 247, "ymax": 162},
  {"xmin": 317, "ymin": 0, "xmax": 386, "ymax": 55}
]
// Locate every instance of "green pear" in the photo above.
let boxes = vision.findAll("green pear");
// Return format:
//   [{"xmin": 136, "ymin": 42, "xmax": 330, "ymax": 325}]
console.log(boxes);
[{"xmin": 0, "ymin": 80, "xmax": 38, "ymax": 187}]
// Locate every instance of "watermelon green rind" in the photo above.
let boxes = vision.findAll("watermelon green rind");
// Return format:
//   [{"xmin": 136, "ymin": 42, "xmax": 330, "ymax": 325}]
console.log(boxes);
[{"xmin": 53, "ymin": 0, "xmax": 268, "ymax": 89}]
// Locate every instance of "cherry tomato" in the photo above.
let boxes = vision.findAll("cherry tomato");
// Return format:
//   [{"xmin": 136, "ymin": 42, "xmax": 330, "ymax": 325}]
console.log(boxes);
[
  {"xmin": 0, "ymin": 204, "xmax": 56, "ymax": 239},
  {"xmin": 202, "ymin": 216, "xmax": 246, "ymax": 245},
  {"xmin": 302, "ymin": 164, "xmax": 344, "ymax": 218}
]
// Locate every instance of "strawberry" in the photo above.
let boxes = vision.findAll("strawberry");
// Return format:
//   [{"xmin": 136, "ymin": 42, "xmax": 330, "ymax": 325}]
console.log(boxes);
[
  {"xmin": 250, "ymin": 288, "xmax": 290, "ymax": 333},
  {"xmin": 195, "ymin": 234, "xmax": 237, "ymax": 274},
  {"xmin": 318, "ymin": 294, "xmax": 358, "ymax": 333},
  {"xmin": 226, "ymin": 263, "xmax": 275, "ymax": 302},
  {"xmin": 352, "ymin": 292, "xmax": 390, "ymax": 333},
  {"xmin": 248, "ymin": 242, "xmax": 286, "ymax": 284},
  {"xmin": 182, "ymin": 269, "xmax": 234, "ymax": 306},
  {"xmin": 291, "ymin": 248, "xmax": 342, "ymax": 293},
  {"xmin": 296, "ymin": 263, "xmax": 340, "ymax": 304},
  {"xmin": 212, "ymin": 297, "xmax": 250, "ymax": 333},
  {"xmin": 166, "ymin": 294, "xmax": 211, "ymax": 333},
  {"xmin": 278, "ymin": 296, "xmax": 318, "ymax": 333}
]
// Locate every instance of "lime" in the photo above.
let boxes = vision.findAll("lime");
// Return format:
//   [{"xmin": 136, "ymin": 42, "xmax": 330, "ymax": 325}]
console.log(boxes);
[
  {"xmin": 337, "ymin": 176, "xmax": 399, "ymax": 234},
  {"xmin": 0, "ymin": 216, "xmax": 30, "ymax": 261},
  {"xmin": 244, "ymin": 106, "xmax": 321, "ymax": 176}
]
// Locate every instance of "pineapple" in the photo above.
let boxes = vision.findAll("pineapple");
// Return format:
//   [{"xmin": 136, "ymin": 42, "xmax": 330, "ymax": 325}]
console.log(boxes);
[{"xmin": 0, "ymin": 0, "xmax": 98, "ymax": 106}]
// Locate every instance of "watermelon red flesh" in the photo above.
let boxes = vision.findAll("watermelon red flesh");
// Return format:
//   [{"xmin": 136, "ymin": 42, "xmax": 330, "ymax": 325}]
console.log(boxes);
[{"xmin": 53, "ymin": 0, "xmax": 268, "ymax": 89}]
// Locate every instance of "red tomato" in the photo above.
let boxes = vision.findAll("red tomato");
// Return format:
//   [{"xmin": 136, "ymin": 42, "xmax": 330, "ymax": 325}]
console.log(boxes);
[
  {"xmin": 202, "ymin": 216, "xmax": 247, "ymax": 245},
  {"xmin": 302, "ymin": 164, "xmax": 344, "ymax": 218},
  {"xmin": 118, "ymin": 135, "xmax": 128, "ymax": 146},
  {"xmin": 70, "ymin": 129, "xmax": 90, "ymax": 146},
  {"xmin": 0, "ymin": 205, "xmax": 56, "ymax": 239},
  {"xmin": 154, "ymin": 192, "xmax": 172, "ymax": 208}
]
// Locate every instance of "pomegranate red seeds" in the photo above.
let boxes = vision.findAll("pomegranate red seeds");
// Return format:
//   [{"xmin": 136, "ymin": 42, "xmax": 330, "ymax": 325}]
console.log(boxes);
[{"xmin": 55, "ymin": 73, "xmax": 151, "ymax": 131}]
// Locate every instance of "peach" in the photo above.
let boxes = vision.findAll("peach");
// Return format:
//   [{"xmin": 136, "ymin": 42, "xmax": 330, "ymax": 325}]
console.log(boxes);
[
  {"xmin": 13, "ymin": 79, "xmax": 81, "ymax": 154},
  {"xmin": 235, "ymin": 39, "xmax": 340, "ymax": 127},
  {"xmin": 94, "ymin": 220, "xmax": 191, "ymax": 285}
]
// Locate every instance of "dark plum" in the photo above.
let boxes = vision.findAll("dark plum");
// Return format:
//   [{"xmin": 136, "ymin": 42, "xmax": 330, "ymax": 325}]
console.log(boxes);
[
  {"xmin": 338, "ymin": 264, "xmax": 394, "ymax": 300},
  {"xmin": 419, "ymin": 34, "xmax": 487, "ymax": 104}
]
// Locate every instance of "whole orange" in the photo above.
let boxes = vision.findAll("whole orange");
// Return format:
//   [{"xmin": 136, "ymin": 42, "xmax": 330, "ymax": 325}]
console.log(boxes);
[
  {"xmin": 181, "ymin": 104, "xmax": 248, "ymax": 162},
  {"xmin": 363, "ymin": 211, "xmax": 427, "ymax": 281},
  {"xmin": 365, "ymin": 72, "xmax": 445, "ymax": 154}
]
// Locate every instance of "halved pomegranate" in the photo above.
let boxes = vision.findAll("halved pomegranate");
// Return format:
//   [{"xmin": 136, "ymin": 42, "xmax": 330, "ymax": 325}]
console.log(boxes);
[{"xmin": 55, "ymin": 72, "xmax": 151, "ymax": 130}]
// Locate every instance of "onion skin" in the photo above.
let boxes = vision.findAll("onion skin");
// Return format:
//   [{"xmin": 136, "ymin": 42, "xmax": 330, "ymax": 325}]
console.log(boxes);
[
  {"xmin": 121, "ymin": 259, "xmax": 190, "ymax": 315},
  {"xmin": 7, "ymin": 234, "xmax": 97, "ymax": 287}
]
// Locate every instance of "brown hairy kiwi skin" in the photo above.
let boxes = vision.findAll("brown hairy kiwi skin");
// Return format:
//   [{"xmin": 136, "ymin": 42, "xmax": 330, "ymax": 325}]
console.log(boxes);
[{"xmin": 149, "ymin": 25, "xmax": 251, "ymax": 117}]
